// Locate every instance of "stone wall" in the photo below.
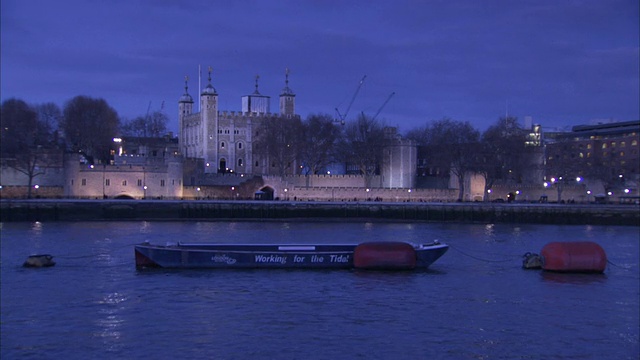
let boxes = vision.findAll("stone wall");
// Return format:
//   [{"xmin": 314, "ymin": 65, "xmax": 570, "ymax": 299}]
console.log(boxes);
[
  {"xmin": 283, "ymin": 187, "xmax": 458, "ymax": 202},
  {"xmin": 488, "ymin": 183, "xmax": 598, "ymax": 203},
  {"xmin": 0, "ymin": 185, "xmax": 63, "ymax": 199}
]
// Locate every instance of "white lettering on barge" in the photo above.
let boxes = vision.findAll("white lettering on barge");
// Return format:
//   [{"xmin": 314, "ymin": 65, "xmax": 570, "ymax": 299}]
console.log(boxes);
[
  {"xmin": 330, "ymin": 254, "xmax": 349, "ymax": 263},
  {"xmin": 255, "ymin": 254, "xmax": 287, "ymax": 264}
]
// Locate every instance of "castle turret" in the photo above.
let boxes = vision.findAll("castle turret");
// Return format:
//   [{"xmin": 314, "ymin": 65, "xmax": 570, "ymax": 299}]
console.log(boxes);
[
  {"xmin": 279, "ymin": 68, "xmax": 296, "ymax": 117},
  {"xmin": 242, "ymin": 75, "xmax": 270, "ymax": 114},
  {"xmin": 178, "ymin": 76, "xmax": 194, "ymax": 156},
  {"xmin": 201, "ymin": 66, "xmax": 219, "ymax": 173}
]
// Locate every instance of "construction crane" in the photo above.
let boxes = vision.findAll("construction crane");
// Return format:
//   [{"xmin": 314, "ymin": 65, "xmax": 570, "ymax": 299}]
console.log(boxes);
[
  {"xmin": 371, "ymin": 92, "xmax": 395, "ymax": 121},
  {"xmin": 335, "ymin": 75, "xmax": 366, "ymax": 125}
]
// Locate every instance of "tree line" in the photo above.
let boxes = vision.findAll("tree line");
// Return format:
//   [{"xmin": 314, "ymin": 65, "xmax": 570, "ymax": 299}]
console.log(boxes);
[{"xmin": 2, "ymin": 95, "xmax": 541, "ymax": 200}]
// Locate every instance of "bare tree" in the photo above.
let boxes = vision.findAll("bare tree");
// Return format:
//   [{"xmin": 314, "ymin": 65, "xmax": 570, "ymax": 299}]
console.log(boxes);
[
  {"xmin": 479, "ymin": 116, "xmax": 528, "ymax": 199},
  {"xmin": 33, "ymin": 102, "xmax": 61, "ymax": 131},
  {"xmin": 61, "ymin": 96, "xmax": 120, "ymax": 163},
  {"xmin": 299, "ymin": 113, "xmax": 342, "ymax": 177},
  {"xmin": 253, "ymin": 116, "xmax": 304, "ymax": 176},
  {"xmin": 338, "ymin": 113, "xmax": 385, "ymax": 187},
  {"xmin": 419, "ymin": 118, "xmax": 481, "ymax": 201},
  {"xmin": 121, "ymin": 111, "xmax": 169, "ymax": 138},
  {"xmin": 0, "ymin": 99, "xmax": 53, "ymax": 198}
]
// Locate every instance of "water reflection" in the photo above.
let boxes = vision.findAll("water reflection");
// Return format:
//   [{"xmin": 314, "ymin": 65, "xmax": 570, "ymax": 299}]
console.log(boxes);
[
  {"xmin": 139, "ymin": 221, "xmax": 152, "ymax": 234},
  {"xmin": 540, "ymin": 271, "xmax": 607, "ymax": 285},
  {"xmin": 94, "ymin": 292, "xmax": 127, "ymax": 351},
  {"xmin": 30, "ymin": 221, "xmax": 43, "ymax": 234}
]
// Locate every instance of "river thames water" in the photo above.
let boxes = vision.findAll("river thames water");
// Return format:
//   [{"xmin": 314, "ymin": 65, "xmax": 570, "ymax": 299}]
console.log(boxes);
[{"xmin": 1, "ymin": 221, "xmax": 638, "ymax": 359}]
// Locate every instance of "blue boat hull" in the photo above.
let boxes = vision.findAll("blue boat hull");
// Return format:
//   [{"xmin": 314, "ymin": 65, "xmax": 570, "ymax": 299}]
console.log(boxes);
[{"xmin": 135, "ymin": 242, "xmax": 448, "ymax": 270}]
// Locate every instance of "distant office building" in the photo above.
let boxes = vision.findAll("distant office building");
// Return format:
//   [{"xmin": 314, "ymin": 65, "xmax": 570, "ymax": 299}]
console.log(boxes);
[{"xmin": 545, "ymin": 120, "xmax": 640, "ymax": 187}]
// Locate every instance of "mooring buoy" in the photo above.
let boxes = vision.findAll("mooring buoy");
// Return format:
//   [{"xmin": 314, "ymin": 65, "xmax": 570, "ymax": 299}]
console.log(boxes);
[{"xmin": 23, "ymin": 254, "xmax": 56, "ymax": 268}]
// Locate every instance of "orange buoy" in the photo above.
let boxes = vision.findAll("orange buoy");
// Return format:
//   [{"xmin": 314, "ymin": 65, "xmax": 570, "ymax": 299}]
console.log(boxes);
[
  {"xmin": 354, "ymin": 242, "xmax": 416, "ymax": 270},
  {"xmin": 541, "ymin": 242, "xmax": 607, "ymax": 273}
]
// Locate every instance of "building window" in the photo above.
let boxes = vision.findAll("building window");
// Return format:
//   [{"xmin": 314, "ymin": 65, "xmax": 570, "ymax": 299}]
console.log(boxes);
[
  {"xmin": 238, "ymin": 142, "xmax": 243, "ymax": 149},
  {"xmin": 602, "ymin": 143, "xmax": 607, "ymax": 149},
  {"xmin": 81, "ymin": 179, "xmax": 86, "ymax": 186},
  {"xmin": 238, "ymin": 159, "xmax": 243, "ymax": 167},
  {"xmin": 161, "ymin": 180, "xmax": 165, "ymax": 187},
  {"xmin": 105, "ymin": 179, "xmax": 110, "ymax": 186},
  {"xmin": 137, "ymin": 179, "xmax": 142, "ymax": 186},
  {"xmin": 123, "ymin": 180, "xmax": 127, "ymax": 186},
  {"xmin": 221, "ymin": 142, "xmax": 225, "ymax": 149},
  {"xmin": 255, "ymin": 161, "xmax": 259, "ymax": 167}
]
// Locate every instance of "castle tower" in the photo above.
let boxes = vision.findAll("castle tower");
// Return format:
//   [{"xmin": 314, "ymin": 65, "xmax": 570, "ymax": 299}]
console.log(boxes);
[
  {"xmin": 279, "ymin": 68, "xmax": 296, "ymax": 116},
  {"xmin": 242, "ymin": 75, "xmax": 270, "ymax": 114},
  {"xmin": 381, "ymin": 127, "xmax": 417, "ymax": 189},
  {"xmin": 178, "ymin": 76, "xmax": 194, "ymax": 156},
  {"xmin": 200, "ymin": 66, "xmax": 219, "ymax": 173}
]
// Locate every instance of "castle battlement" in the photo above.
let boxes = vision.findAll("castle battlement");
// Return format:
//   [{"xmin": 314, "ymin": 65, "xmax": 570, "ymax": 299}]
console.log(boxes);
[{"xmin": 219, "ymin": 110, "xmax": 298, "ymax": 119}]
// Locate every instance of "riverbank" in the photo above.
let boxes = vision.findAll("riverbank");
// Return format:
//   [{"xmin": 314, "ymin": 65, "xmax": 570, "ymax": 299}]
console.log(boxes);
[{"xmin": 1, "ymin": 199, "xmax": 638, "ymax": 225}]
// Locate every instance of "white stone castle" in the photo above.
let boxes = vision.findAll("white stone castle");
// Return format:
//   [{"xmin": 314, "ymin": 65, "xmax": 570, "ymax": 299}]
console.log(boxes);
[{"xmin": 178, "ymin": 67, "xmax": 298, "ymax": 175}]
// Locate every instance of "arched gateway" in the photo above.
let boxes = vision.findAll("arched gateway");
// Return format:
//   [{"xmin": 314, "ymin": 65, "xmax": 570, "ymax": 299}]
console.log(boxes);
[{"xmin": 254, "ymin": 186, "xmax": 274, "ymax": 200}]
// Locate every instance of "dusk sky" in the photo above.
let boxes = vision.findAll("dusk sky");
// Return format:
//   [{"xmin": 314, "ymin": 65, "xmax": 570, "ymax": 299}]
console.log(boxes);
[{"xmin": 2, "ymin": 0, "xmax": 638, "ymax": 134}]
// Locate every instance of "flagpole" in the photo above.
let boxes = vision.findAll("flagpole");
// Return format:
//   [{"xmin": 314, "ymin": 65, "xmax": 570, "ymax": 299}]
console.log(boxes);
[{"xmin": 198, "ymin": 64, "xmax": 202, "ymax": 112}]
